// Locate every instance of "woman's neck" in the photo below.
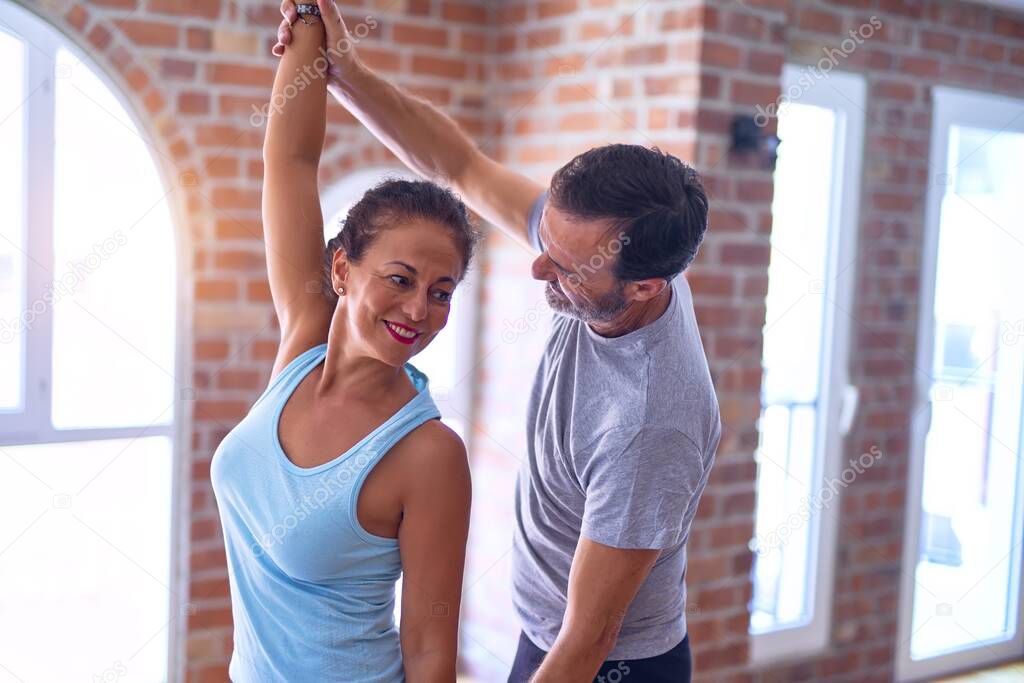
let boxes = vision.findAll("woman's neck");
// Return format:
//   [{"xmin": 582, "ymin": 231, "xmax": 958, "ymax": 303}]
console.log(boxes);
[{"xmin": 315, "ymin": 323, "xmax": 412, "ymax": 403}]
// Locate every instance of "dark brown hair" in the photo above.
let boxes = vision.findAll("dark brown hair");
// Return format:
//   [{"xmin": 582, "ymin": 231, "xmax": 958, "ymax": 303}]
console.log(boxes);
[
  {"xmin": 549, "ymin": 144, "xmax": 709, "ymax": 281},
  {"xmin": 323, "ymin": 178, "xmax": 480, "ymax": 302}
]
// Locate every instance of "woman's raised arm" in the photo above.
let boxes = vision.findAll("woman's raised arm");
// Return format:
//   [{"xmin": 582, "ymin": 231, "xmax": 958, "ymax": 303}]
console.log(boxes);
[{"xmin": 262, "ymin": 9, "xmax": 332, "ymax": 376}]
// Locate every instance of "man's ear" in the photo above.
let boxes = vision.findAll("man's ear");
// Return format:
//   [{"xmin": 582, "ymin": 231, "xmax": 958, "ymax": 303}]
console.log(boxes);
[{"xmin": 625, "ymin": 277, "xmax": 669, "ymax": 303}]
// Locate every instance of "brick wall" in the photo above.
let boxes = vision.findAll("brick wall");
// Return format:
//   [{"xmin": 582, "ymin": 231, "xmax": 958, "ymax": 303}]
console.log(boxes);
[
  {"xmin": 469, "ymin": 1, "xmax": 1024, "ymax": 681},
  {"xmin": 17, "ymin": 0, "xmax": 1024, "ymax": 681},
  {"xmin": 16, "ymin": 1, "xmax": 491, "ymax": 681},
  {"xmin": 748, "ymin": 2, "xmax": 1024, "ymax": 682}
]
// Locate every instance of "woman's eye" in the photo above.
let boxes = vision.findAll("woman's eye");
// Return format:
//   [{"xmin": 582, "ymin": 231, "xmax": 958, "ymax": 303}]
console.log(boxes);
[
  {"xmin": 388, "ymin": 275, "xmax": 410, "ymax": 287},
  {"xmin": 434, "ymin": 290, "xmax": 453, "ymax": 304}
]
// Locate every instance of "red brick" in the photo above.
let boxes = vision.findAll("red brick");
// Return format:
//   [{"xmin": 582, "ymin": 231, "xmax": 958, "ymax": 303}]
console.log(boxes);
[
  {"xmin": 218, "ymin": 94, "xmax": 265, "ymax": 117},
  {"xmin": 721, "ymin": 242, "xmax": 771, "ymax": 266},
  {"xmin": 724, "ymin": 11, "xmax": 765, "ymax": 40},
  {"xmin": 900, "ymin": 55, "xmax": 940, "ymax": 79},
  {"xmin": 538, "ymin": 0, "xmax": 577, "ymax": 19},
  {"xmin": 189, "ymin": 546, "xmax": 227, "ymax": 573},
  {"xmin": 558, "ymin": 111, "xmax": 602, "ymax": 132},
  {"xmin": 874, "ymin": 79, "xmax": 916, "ymax": 101},
  {"xmin": 746, "ymin": 49, "xmax": 783, "ymax": 76},
  {"xmin": 65, "ymin": 5, "xmax": 89, "ymax": 31},
  {"xmin": 187, "ymin": 27, "xmax": 213, "ymax": 50},
  {"xmin": 623, "ymin": 44, "xmax": 667, "ymax": 66},
  {"xmin": 191, "ymin": 663, "xmax": 230, "ymax": 683},
  {"xmin": 441, "ymin": 1, "xmax": 487, "ymax": 24},
  {"xmin": 392, "ymin": 22, "xmax": 449, "ymax": 48},
  {"xmin": 211, "ymin": 187, "xmax": 259, "ymax": 210},
  {"xmin": 89, "ymin": 0, "xmax": 140, "ymax": 7},
  {"xmin": 730, "ymin": 79, "xmax": 779, "ymax": 107},
  {"xmin": 87, "ymin": 24, "xmax": 113, "ymax": 51},
  {"xmin": 118, "ymin": 19, "xmax": 179, "ymax": 47},
  {"xmin": 994, "ymin": 71, "xmax": 1024, "ymax": 93},
  {"xmin": 246, "ymin": 280, "xmax": 272, "ymax": 302},
  {"xmin": 411, "ymin": 55, "xmax": 468, "ymax": 79},
  {"xmin": 195, "ymin": 400, "xmax": 249, "ymax": 422},
  {"xmin": 196, "ymin": 125, "xmax": 261, "ymax": 148},
  {"xmin": 526, "ymin": 26, "xmax": 561, "ymax": 49},
  {"xmin": 124, "ymin": 66, "xmax": 149, "ymax": 93},
  {"xmin": 178, "ymin": 91, "xmax": 210, "ymax": 115},
  {"xmin": 191, "ymin": 518, "xmax": 221, "ymax": 541},
  {"xmin": 661, "ymin": 6, "xmax": 702, "ymax": 32},
  {"xmin": 215, "ymin": 218, "xmax": 263, "ymax": 241},
  {"xmin": 162, "ymin": 58, "xmax": 196, "ymax": 79},
  {"xmin": 190, "ymin": 577, "xmax": 230, "ymax": 600},
  {"xmin": 217, "ymin": 369, "xmax": 263, "ymax": 390},
  {"xmin": 147, "ymin": 0, "xmax": 221, "ymax": 19},
  {"xmin": 187, "ymin": 604, "xmax": 233, "ymax": 630},
  {"xmin": 966, "ymin": 38, "xmax": 1007, "ymax": 63},
  {"xmin": 459, "ymin": 30, "xmax": 487, "ymax": 53},
  {"xmin": 208, "ymin": 63, "xmax": 274, "ymax": 87},
  {"xmin": 195, "ymin": 279, "xmax": 238, "ymax": 301},
  {"xmin": 142, "ymin": 90, "xmax": 165, "ymax": 115},
  {"xmin": 919, "ymin": 29, "xmax": 958, "ymax": 53},
  {"xmin": 358, "ymin": 47, "xmax": 401, "ymax": 72},
  {"xmin": 994, "ymin": 15, "xmax": 1024, "ymax": 39},
  {"xmin": 701, "ymin": 39, "xmax": 742, "ymax": 68},
  {"xmin": 798, "ymin": 8, "xmax": 842, "ymax": 34}
]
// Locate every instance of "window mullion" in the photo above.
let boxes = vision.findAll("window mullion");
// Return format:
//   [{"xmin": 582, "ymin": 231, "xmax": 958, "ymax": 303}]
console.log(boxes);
[{"xmin": 22, "ymin": 34, "xmax": 57, "ymax": 436}]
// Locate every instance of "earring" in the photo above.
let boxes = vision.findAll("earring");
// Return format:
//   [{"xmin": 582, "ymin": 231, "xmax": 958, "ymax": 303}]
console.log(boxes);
[{"xmin": 337, "ymin": 285, "xmax": 345, "ymax": 296}]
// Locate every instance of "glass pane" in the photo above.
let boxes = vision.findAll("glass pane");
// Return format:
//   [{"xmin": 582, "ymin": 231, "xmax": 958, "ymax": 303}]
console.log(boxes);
[
  {"xmin": 0, "ymin": 436, "xmax": 172, "ymax": 680},
  {"xmin": 51, "ymin": 48, "xmax": 176, "ymax": 429},
  {"xmin": 0, "ymin": 28, "xmax": 26, "ymax": 411},
  {"xmin": 910, "ymin": 126, "xmax": 1024, "ymax": 659},
  {"xmin": 751, "ymin": 102, "xmax": 838, "ymax": 631}
]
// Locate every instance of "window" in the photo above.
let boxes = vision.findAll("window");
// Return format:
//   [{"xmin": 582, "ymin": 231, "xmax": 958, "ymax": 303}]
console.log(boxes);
[
  {"xmin": 896, "ymin": 87, "xmax": 1024, "ymax": 682},
  {"xmin": 321, "ymin": 167, "xmax": 480, "ymax": 439},
  {"xmin": 750, "ymin": 67, "xmax": 865, "ymax": 661},
  {"xmin": 0, "ymin": 3, "xmax": 178, "ymax": 680}
]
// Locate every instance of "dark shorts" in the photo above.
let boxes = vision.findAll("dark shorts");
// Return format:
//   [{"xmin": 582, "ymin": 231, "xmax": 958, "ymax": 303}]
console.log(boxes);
[{"xmin": 507, "ymin": 631, "xmax": 692, "ymax": 683}]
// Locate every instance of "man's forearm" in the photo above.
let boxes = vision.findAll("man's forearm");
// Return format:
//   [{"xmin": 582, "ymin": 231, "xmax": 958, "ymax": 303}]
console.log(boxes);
[
  {"xmin": 328, "ymin": 60, "xmax": 478, "ymax": 185},
  {"xmin": 530, "ymin": 628, "xmax": 615, "ymax": 683}
]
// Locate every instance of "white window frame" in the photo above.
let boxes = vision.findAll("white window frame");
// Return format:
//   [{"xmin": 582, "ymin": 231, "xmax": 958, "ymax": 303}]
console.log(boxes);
[
  {"xmin": 0, "ymin": 3, "xmax": 188, "ymax": 680},
  {"xmin": 320, "ymin": 166, "xmax": 480, "ymax": 432},
  {"xmin": 750, "ymin": 66, "xmax": 865, "ymax": 663},
  {"xmin": 895, "ymin": 86, "xmax": 1024, "ymax": 683}
]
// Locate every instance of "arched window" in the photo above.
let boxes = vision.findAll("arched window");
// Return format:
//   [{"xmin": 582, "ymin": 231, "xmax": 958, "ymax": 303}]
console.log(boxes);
[
  {"xmin": 0, "ymin": 3, "xmax": 179, "ymax": 679},
  {"xmin": 321, "ymin": 167, "xmax": 479, "ymax": 440}
]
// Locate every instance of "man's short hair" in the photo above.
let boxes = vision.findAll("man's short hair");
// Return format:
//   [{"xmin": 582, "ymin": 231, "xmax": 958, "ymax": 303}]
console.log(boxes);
[{"xmin": 548, "ymin": 144, "xmax": 710, "ymax": 282}]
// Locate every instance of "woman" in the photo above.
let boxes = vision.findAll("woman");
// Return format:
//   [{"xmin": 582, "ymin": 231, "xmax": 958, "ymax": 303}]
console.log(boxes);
[{"xmin": 210, "ymin": 3, "xmax": 475, "ymax": 681}]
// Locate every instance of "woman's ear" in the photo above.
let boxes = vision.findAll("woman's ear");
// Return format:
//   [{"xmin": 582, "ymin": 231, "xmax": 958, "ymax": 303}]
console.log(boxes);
[{"xmin": 330, "ymin": 248, "xmax": 351, "ymax": 296}]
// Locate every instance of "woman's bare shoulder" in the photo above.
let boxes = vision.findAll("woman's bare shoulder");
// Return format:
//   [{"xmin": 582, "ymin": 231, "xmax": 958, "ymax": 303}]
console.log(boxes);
[
  {"xmin": 402, "ymin": 418, "xmax": 467, "ymax": 463},
  {"xmin": 392, "ymin": 419, "xmax": 470, "ymax": 496}
]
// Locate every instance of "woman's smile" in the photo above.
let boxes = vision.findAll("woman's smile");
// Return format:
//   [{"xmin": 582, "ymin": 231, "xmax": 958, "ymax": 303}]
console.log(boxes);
[{"xmin": 383, "ymin": 320, "xmax": 422, "ymax": 345}]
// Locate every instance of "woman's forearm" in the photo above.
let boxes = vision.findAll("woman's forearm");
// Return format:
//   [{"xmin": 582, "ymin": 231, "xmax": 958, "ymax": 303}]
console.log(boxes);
[{"xmin": 264, "ymin": 16, "xmax": 327, "ymax": 165}]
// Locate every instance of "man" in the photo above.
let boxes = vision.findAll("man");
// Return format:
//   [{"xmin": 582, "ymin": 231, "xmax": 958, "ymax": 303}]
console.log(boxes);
[{"xmin": 274, "ymin": 2, "xmax": 720, "ymax": 681}]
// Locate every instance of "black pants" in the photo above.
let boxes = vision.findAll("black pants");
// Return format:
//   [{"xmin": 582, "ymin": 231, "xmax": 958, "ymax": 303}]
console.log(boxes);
[{"xmin": 507, "ymin": 631, "xmax": 692, "ymax": 683}]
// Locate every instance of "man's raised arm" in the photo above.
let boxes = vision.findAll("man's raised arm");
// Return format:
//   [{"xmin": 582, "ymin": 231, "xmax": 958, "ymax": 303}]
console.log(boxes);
[{"xmin": 276, "ymin": 0, "xmax": 543, "ymax": 250}]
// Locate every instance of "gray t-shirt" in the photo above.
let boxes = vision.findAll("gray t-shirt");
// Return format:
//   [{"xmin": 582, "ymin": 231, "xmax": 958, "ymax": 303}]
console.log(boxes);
[{"xmin": 511, "ymin": 192, "xmax": 721, "ymax": 660}]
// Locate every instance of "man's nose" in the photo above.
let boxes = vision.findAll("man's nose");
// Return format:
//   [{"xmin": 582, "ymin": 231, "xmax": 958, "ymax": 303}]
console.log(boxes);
[{"xmin": 530, "ymin": 253, "xmax": 555, "ymax": 282}]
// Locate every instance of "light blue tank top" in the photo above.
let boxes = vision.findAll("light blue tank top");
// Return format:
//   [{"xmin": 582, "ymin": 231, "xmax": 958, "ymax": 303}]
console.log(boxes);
[{"xmin": 210, "ymin": 344, "xmax": 441, "ymax": 682}]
